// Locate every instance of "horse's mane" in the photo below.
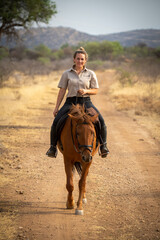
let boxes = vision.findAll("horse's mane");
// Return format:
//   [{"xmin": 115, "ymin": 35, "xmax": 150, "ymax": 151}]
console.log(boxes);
[{"xmin": 69, "ymin": 104, "xmax": 91, "ymax": 123}]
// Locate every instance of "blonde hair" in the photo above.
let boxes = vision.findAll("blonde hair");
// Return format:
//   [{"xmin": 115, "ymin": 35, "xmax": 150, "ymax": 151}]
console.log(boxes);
[{"xmin": 73, "ymin": 47, "xmax": 88, "ymax": 60}]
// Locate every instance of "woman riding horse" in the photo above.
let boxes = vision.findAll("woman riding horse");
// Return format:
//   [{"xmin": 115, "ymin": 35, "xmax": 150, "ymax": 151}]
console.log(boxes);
[{"xmin": 46, "ymin": 47, "xmax": 109, "ymax": 158}]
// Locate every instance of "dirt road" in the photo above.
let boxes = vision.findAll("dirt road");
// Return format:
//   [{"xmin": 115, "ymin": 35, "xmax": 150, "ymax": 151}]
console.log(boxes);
[{"xmin": 0, "ymin": 70, "xmax": 160, "ymax": 240}]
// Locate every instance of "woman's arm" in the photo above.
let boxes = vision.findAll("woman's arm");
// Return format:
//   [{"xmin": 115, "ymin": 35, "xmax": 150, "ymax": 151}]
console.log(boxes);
[
  {"xmin": 53, "ymin": 88, "xmax": 66, "ymax": 117},
  {"xmin": 77, "ymin": 88, "xmax": 98, "ymax": 96}
]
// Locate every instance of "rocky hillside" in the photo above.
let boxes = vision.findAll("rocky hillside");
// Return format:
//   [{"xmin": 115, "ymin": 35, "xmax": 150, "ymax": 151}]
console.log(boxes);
[{"xmin": 1, "ymin": 27, "xmax": 160, "ymax": 49}]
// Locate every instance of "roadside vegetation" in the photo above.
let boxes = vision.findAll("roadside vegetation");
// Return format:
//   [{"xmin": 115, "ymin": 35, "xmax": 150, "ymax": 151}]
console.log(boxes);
[
  {"xmin": 0, "ymin": 40, "xmax": 160, "ymax": 141},
  {"xmin": 0, "ymin": 40, "xmax": 160, "ymax": 81}
]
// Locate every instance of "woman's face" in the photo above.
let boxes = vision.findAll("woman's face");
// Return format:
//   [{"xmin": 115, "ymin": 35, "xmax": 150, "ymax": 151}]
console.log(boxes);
[{"xmin": 74, "ymin": 53, "xmax": 86, "ymax": 69}]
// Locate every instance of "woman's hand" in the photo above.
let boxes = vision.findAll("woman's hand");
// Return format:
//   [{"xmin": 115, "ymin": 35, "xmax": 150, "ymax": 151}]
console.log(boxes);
[
  {"xmin": 78, "ymin": 88, "xmax": 98, "ymax": 96},
  {"xmin": 77, "ymin": 89, "xmax": 87, "ymax": 95},
  {"xmin": 53, "ymin": 108, "xmax": 58, "ymax": 117},
  {"xmin": 53, "ymin": 88, "xmax": 66, "ymax": 117}
]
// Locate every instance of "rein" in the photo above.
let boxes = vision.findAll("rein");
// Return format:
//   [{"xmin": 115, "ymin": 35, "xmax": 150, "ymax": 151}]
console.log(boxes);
[{"xmin": 70, "ymin": 119, "xmax": 94, "ymax": 154}]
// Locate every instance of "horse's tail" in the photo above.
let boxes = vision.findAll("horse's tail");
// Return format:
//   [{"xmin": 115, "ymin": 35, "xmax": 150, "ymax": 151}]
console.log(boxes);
[{"xmin": 73, "ymin": 162, "xmax": 82, "ymax": 176}]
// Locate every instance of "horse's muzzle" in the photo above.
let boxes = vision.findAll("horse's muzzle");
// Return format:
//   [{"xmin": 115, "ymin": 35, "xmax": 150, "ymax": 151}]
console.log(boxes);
[{"xmin": 82, "ymin": 154, "xmax": 92, "ymax": 163}]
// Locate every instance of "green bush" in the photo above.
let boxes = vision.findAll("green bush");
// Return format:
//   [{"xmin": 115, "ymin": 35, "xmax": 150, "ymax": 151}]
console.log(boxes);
[
  {"xmin": 154, "ymin": 47, "xmax": 160, "ymax": 58},
  {"xmin": 75, "ymin": 41, "xmax": 123, "ymax": 61},
  {"xmin": 125, "ymin": 44, "xmax": 150, "ymax": 58},
  {"xmin": 35, "ymin": 44, "xmax": 52, "ymax": 58},
  {"xmin": 37, "ymin": 56, "xmax": 50, "ymax": 65},
  {"xmin": 0, "ymin": 48, "xmax": 9, "ymax": 60},
  {"xmin": 26, "ymin": 49, "xmax": 41, "ymax": 60},
  {"xmin": 84, "ymin": 42, "xmax": 101, "ymax": 60},
  {"xmin": 52, "ymin": 49, "xmax": 64, "ymax": 60}
]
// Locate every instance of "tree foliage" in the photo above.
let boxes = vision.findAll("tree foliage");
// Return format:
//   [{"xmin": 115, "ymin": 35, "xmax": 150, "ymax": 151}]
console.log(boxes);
[
  {"xmin": 34, "ymin": 44, "xmax": 52, "ymax": 57},
  {"xmin": 1, "ymin": 40, "xmax": 159, "ymax": 67},
  {"xmin": 80, "ymin": 41, "xmax": 123, "ymax": 60},
  {"xmin": 0, "ymin": 0, "xmax": 57, "ymax": 38}
]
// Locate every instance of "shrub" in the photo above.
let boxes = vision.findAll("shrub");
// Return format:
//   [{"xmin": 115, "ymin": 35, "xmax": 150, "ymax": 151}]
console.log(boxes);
[
  {"xmin": 154, "ymin": 47, "xmax": 160, "ymax": 58},
  {"xmin": 0, "ymin": 47, "xmax": 9, "ymax": 60},
  {"xmin": 117, "ymin": 68, "xmax": 134, "ymax": 86},
  {"xmin": 37, "ymin": 57, "xmax": 50, "ymax": 65},
  {"xmin": 52, "ymin": 49, "xmax": 65, "ymax": 60},
  {"xmin": 26, "ymin": 49, "xmax": 41, "ymax": 60},
  {"xmin": 87, "ymin": 60, "xmax": 104, "ymax": 70},
  {"xmin": 84, "ymin": 42, "xmax": 101, "ymax": 60},
  {"xmin": 9, "ymin": 46, "xmax": 27, "ymax": 60},
  {"xmin": 34, "ymin": 44, "xmax": 52, "ymax": 58}
]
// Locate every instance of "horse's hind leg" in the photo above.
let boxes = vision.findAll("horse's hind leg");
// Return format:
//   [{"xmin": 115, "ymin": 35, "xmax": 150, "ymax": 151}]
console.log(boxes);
[{"xmin": 64, "ymin": 160, "xmax": 75, "ymax": 209}]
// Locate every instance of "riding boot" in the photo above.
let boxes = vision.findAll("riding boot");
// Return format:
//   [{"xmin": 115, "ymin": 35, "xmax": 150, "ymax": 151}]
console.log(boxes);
[
  {"xmin": 46, "ymin": 124, "xmax": 58, "ymax": 158},
  {"xmin": 99, "ymin": 125, "xmax": 109, "ymax": 158}
]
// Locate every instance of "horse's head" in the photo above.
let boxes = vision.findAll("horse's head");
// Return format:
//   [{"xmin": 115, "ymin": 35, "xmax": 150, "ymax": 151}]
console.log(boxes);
[{"xmin": 69, "ymin": 104, "xmax": 98, "ymax": 163}]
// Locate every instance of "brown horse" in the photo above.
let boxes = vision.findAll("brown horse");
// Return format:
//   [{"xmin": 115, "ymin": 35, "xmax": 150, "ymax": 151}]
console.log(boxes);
[{"xmin": 58, "ymin": 104, "xmax": 99, "ymax": 215}]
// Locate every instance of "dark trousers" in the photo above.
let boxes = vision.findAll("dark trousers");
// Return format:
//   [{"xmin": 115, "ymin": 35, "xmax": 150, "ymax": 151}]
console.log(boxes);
[{"xmin": 50, "ymin": 97, "xmax": 107, "ymax": 146}]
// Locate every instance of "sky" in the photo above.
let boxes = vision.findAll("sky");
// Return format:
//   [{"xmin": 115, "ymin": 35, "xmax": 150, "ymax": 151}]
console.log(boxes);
[{"xmin": 43, "ymin": 0, "xmax": 160, "ymax": 35}]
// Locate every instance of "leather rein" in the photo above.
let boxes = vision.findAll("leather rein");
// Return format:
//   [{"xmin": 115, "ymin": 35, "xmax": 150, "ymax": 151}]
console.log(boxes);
[{"xmin": 70, "ymin": 119, "xmax": 94, "ymax": 154}]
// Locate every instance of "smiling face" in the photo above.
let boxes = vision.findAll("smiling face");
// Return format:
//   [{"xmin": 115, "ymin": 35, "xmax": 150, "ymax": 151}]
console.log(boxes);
[{"xmin": 74, "ymin": 53, "xmax": 87, "ymax": 70}]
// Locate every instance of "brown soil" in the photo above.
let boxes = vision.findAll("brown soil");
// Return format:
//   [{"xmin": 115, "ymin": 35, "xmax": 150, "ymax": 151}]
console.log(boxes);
[{"xmin": 0, "ymin": 70, "xmax": 160, "ymax": 240}]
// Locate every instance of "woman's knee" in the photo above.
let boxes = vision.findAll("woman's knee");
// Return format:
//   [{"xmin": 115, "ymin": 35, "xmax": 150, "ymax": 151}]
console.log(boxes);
[
  {"xmin": 98, "ymin": 114, "xmax": 106, "ymax": 127},
  {"xmin": 52, "ymin": 104, "xmax": 71, "ymax": 128}
]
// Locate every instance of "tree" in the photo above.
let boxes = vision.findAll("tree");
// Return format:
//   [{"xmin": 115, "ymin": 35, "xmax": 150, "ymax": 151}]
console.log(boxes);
[
  {"xmin": 99, "ymin": 41, "xmax": 123, "ymax": 60},
  {"xmin": 84, "ymin": 42, "xmax": 100, "ymax": 60},
  {"xmin": 0, "ymin": 0, "xmax": 57, "ymax": 38}
]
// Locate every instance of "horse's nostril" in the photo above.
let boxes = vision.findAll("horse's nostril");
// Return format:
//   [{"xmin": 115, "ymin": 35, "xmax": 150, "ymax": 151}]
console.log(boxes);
[{"xmin": 82, "ymin": 155, "xmax": 92, "ymax": 163}]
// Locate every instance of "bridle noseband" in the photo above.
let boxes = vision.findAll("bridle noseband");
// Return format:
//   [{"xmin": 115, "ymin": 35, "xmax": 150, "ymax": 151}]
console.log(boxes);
[{"xmin": 71, "ymin": 119, "xmax": 94, "ymax": 155}]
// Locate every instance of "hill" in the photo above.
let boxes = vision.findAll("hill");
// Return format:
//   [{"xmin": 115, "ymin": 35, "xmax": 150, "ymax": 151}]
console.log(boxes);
[{"xmin": 1, "ymin": 27, "xmax": 160, "ymax": 49}]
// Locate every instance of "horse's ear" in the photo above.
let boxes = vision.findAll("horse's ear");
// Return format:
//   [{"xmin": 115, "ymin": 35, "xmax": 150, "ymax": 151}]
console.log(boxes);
[
  {"xmin": 72, "ymin": 103, "xmax": 76, "ymax": 108},
  {"xmin": 90, "ymin": 113, "xmax": 99, "ymax": 123},
  {"xmin": 68, "ymin": 114, "xmax": 79, "ymax": 122}
]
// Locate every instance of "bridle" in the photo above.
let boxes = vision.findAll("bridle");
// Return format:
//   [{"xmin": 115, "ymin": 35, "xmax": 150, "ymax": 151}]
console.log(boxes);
[{"xmin": 70, "ymin": 119, "xmax": 94, "ymax": 155}]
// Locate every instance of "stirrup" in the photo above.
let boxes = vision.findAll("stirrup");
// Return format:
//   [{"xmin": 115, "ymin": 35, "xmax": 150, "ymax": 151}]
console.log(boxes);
[
  {"xmin": 98, "ymin": 143, "xmax": 109, "ymax": 158},
  {"xmin": 46, "ymin": 146, "xmax": 58, "ymax": 158}
]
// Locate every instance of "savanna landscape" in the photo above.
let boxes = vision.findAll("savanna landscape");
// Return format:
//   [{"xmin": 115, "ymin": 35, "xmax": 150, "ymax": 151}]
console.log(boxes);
[{"xmin": 0, "ymin": 40, "xmax": 160, "ymax": 240}]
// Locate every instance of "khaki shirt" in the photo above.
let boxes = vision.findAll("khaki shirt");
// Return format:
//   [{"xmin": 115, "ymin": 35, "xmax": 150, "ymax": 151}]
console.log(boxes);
[{"xmin": 58, "ymin": 66, "xmax": 99, "ymax": 98}]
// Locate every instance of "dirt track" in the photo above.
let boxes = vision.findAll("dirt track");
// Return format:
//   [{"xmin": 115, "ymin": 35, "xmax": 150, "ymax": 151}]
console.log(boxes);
[{"xmin": 0, "ymin": 70, "xmax": 160, "ymax": 240}]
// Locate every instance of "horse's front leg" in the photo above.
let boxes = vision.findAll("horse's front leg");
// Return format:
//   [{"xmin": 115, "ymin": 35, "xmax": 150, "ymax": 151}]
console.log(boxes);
[
  {"xmin": 82, "ymin": 191, "xmax": 87, "ymax": 204},
  {"xmin": 75, "ymin": 164, "xmax": 90, "ymax": 215},
  {"xmin": 64, "ymin": 160, "xmax": 75, "ymax": 209}
]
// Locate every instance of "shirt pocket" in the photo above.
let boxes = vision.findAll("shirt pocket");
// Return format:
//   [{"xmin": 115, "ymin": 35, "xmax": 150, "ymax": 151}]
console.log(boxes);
[{"xmin": 81, "ymin": 74, "xmax": 91, "ymax": 88}]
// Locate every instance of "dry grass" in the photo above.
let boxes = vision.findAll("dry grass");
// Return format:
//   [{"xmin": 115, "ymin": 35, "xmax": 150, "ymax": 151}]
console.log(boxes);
[
  {"xmin": 110, "ymin": 81, "xmax": 160, "ymax": 114},
  {"xmin": 109, "ymin": 69, "xmax": 160, "ymax": 141},
  {"xmin": 0, "ymin": 71, "xmax": 61, "ymax": 127}
]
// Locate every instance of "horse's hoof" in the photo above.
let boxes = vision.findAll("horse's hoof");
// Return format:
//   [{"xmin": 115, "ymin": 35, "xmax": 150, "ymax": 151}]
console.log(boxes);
[
  {"xmin": 66, "ymin": 201, "xmax": 75, "ymax": 209},
  {"xmin": 75, "ymin": 209, "xmax": 84, "ymax": 215},
  {"xmin": 82, "ymin": 198, "xmax": 87, "ymax": 204}
]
